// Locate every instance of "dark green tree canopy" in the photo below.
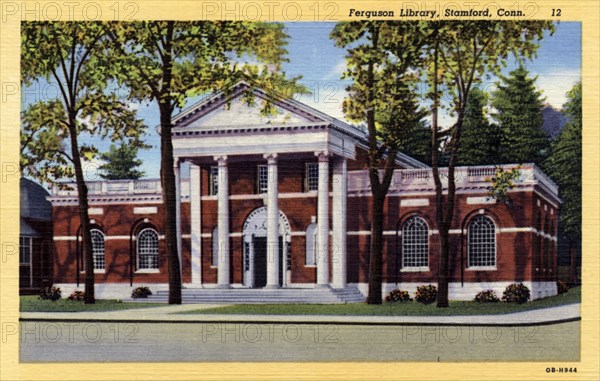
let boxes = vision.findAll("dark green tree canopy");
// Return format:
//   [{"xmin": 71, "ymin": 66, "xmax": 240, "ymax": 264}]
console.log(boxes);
[
  {"xmin": 545, "ymin": 82, "xmax": 581, "ymax": 238},
  {"xmin": 492, "ymin": 66, "xmax": 550, "ymax": 165},
  {"xmin": 456, "ymin": 87, "xmax": 500, "ymax": 165},
  {"xmin": 98, "ymin": 143, "xmax": 145, "ymax": 180}
]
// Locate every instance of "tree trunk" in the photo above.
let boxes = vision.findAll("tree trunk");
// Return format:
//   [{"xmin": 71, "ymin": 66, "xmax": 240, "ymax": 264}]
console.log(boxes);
[
  {"xmin": 158, "ymin": 22, "xmax": 182, "ymax": 304},
  {"xmin": 367, "ymin": 193, "xmax": 385, "ymax": 304},
  {"xmin": 68, "ymin": 117, "xmax": 95, "ymax": 304},
  {"xmin": 436, "ymin": 224, "xmax": 450, "ymax": 307}
]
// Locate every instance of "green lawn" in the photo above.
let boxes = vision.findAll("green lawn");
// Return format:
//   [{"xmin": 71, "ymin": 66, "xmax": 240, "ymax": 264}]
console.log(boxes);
[
  {"xmin": 20, "ymin": 296, "xmax": 165, "ymax": 312},
  {"xmin": 180, "ymin": 286, "xmax": 581, "ymax": 316}
]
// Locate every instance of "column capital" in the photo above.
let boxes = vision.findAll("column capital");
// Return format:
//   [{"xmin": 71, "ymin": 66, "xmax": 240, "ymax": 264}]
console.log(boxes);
[
  {"xmin": 173, "ymin": 157, "xmax": 182, "ymax": 168},
  {"xmin": 315, "ymin": 150, "xmax": 330, "ymax": 161},
  {"xmin": 214, "ymin": 155, "xmax": 228, "ymax": 165},
  {"xmin": 263, "ymin": 153, "xmax": 278, "ymax": 164}
]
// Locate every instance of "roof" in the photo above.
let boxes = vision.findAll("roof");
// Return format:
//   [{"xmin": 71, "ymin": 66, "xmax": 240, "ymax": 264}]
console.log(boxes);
[
  {"xmin": 20, "ymin": 177, "xmax": 51, "ymax": 221},
  {"xmin": 171, "ymin": 81, "xmax": 429, "ymax": 169}
]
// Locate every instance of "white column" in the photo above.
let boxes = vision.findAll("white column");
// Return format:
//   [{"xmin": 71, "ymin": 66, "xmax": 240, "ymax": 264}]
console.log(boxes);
[
  {"xmin": 215, "ymin": 155, "xmax": 230, "ymax": 288},
  {"xmin": 316, "ymin": 151, "xmax": 330, "ymax": 287},
  {"xmin": 174, "ymin": 159, "xmax": 182, "ymax": 279},
  {"xmin": 264, "ymin": 153, "xmax": 280, "ymax": 288},
  {"xmin": 332, "ymin": 157, "xmax": 347, "ymax": 288},
  {"xmin": 190, "ymin": 163, "xmax": 202, "ymax": 285}
]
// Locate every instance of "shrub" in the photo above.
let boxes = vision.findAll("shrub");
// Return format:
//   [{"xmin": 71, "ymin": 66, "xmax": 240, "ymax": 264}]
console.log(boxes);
[
  {"xmin": 67, "ymin": 290, "xmax": 85, "ymax": 302},
  {"xmin": 502, "ymin": 283, "xmax": 530, "ymax": 304},
  {"xmin": 414, "ymin": 285, "xmax": 437, "ymax": 304},
  {"xmin": 474, "ymin": 289, "xmax": 500, "ymax": 303},
  {"xmin": 557, "ymin": 280, "xmax": 569, "ymax": 294},
  {"xmin": 39, "ymin": 286, "xmax": 61, "ymax": 301},
  {"xmin": 386, "ymin": 289, "xmax": 412, "ymax": 303},
  {"xmin": 131, "ymin": 286, "xmax": 152, "ymax": 299}
]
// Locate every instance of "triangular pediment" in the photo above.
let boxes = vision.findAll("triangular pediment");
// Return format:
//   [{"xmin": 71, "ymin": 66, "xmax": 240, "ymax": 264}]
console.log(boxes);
[{"xmin": 173, "ymin": 83, "xmax": 325, "ymax": 130}]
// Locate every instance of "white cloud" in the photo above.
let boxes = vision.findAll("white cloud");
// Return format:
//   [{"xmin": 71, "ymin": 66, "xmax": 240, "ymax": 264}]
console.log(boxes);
[
  {"xmin": 323, "ymin": 59, "xmax": 347, "ymax": 80},
  {"xmin": 534, "ymin": 70, "xmax": 580, "ymax": 109}
]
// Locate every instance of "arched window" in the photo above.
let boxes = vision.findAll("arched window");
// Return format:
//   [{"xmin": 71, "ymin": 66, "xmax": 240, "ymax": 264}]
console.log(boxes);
[
  {"xmin": 212, "ymin": 226, "xmax": 219, "ymax": 267},
  {"xmin": 90, "ymin": 229, "xmax": 105, "ymax": 270},
  {"xmin": 401, "ymin": 216, "xmax": 429, "ymax": 268},
  {"xmin": 467, "ymin": 215, "xmax": 496, "ymax": 268},
  {"xmin": 137, "ymin": 228, "xmax": 159, "ymax": 270},
  {"xmin": 305, "ymin": 223, "xmax": 318, "ymax": 266}
]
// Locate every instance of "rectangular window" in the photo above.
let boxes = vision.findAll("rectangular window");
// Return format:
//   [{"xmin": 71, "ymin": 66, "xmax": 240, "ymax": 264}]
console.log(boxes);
[
  {"xmin": 257, "ymin": 165, "xmax": 268, "ymax": 194},
  {"xmin": 305, "ymin": 163, "xmax": 319, "ymax": 192},
  {"xmin": 19, "ymin": 236, "xmax": 32, "ymax": 265},
  {"xmin": 209, "ymin": 166, "xmax": 218, "ymax": 196}
]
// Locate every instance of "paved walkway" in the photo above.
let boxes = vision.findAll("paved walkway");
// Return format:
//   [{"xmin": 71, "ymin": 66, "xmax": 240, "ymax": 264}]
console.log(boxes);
[{"xmin": 20, "ymin": 303, "xmax": 580, "ymax": 326}]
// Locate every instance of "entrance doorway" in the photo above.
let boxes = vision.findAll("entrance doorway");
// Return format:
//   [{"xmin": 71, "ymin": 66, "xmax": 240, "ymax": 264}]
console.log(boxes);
[{"xmin": 252, "ymin": 236, "xmax": 283, "ymax": 288}]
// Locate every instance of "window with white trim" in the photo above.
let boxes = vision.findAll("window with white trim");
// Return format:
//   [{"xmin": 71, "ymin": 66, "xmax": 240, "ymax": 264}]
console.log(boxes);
[
  {"xmin": 467, "ymin": 215, "xmax": 496, "ymax": 268},
  {"xmin": 305, "ymin": 223, "xmax": 317, "ymax": 265},
  {"xmin": 211, "ymin": 226, "xmax": 219, "ymax": 266},
  {"xmin": 305, "ymin": 163, "xmax": 319, "ymax": 192},
  {"xmin": 19, "ymin": 236, "xmax": 32, "ymax": 265},
  {"xmin": 401, "ymin": 216, "xmax": 429, "ymax": 268},
  {"xmin": 90, "ymin": 229, "xmax": 105, "ymax": 270},
  {"xmin": 209, "ymin": 166, "xmax": 218, "ymax": 196},
  {"xmin": 137, "ymin": 228, "xmax": 159, "ymax": 270},
  {"xmin": 257, "ymin": 165, "xmax": 268, "ymax": 194}
]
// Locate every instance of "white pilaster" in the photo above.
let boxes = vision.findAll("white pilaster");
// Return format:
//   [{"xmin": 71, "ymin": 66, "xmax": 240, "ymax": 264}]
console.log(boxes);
[
  {"xmin": 190, "ymin": 163, "xmax": 202, "ymax": 285},
  {"xmin": 174, "ymin": 159, "xmax": 182, "ymax": 279},
  {"xmin": 332, "ymin": 157, "xmax": 347, "ymax": 288},
  {"xmin": 316, "ymin": 151, "xmax": 330, "ymax": 287},
  {"xmin": 265, "ymin": 153, "xmax": 280, "ymax": 288},
  {"xmin": 215, "ymin": 155, "xmax": 230, "ymax": 288}
]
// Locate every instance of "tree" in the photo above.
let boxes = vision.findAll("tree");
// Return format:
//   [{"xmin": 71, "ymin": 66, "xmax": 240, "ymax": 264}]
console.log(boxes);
[
  {"xmin": 108, "ymin": 21, "xmax": 304, "ymax": 304},
  {"xmin": 456, "ymin": 87, "xmax": 500, "ymax": 165},
  {"xmin": 20, "ymin": 22, "xmax": 146, "ymax": 303},
  {"xmin": 98, "ymin": 143, "xmax": 145, "ymax": 180},
  {"xmin": 397, "ymin": 120, "xmax": 432, "ymax": 166},
  {"xmin": 331, "ymin": 21, "xmax": 429, "ymax": 304},
  {"xmin": 492, "ymin": 66, "xmax": 550, "ymax": 165},
  {"xmin": 426, "ymin": 21, "xmax": 554, "ymax": 307},
  {"xmin": 545, "ymin": 82, "xmax": 581, "ymax": 282}
]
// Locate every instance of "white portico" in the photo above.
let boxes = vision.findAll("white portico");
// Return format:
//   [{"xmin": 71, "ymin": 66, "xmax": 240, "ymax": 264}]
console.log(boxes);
[{"xmin": 170, "ymin": 82, "xmax": 372, "ymax": 289}]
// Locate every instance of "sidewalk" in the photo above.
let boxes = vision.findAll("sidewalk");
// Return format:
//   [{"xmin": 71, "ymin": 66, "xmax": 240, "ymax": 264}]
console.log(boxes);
[{"xmin": 19, "ymin": 303, "xmax": 580, "ymax": 326}]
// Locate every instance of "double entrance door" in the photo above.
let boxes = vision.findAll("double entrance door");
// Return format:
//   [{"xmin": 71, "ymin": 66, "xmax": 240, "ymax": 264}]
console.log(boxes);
[{"xmin": 252, "ymin": 236, "xmax": 283, "ymax": 288}]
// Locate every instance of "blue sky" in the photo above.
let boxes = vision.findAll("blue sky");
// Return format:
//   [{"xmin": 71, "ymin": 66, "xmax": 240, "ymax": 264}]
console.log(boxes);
[{"xmin": 23, "ymin": 22, "xmax": 581, "ymax": 181}]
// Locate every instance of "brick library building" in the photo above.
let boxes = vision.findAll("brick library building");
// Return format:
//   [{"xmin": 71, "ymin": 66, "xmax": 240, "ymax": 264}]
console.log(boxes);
[{"xmin": 47, "ymin": 83, "xmax": 560, "ymax": 302}]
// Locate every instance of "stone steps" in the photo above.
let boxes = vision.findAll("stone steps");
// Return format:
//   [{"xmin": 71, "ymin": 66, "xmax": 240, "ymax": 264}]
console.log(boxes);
[{"xmin": 135, "ymin": 286, "xmax": 365, "ymax": 304}]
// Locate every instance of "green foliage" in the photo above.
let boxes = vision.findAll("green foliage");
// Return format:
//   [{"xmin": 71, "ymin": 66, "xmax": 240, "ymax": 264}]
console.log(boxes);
[
  {"xmin": 492, "ymin": 66, "xmax": 550, "ymax": 165},
  {"xmin": 414, "ymin": 285, "xmax": 437, "ymax": 304},
  {"xmin": 544, "ymin": 82, "xmax": 581, "ymax": 239},
  {"xmin": 502, "ymin": 283, "xmax": 531, "ymax": 304},
  {"xmin": 457, "ymin": 88, "xmax": 500, "ymax": 165},
  {"xmin": 67, "ymin": 290, "xmax": 86, "ymax": 302},
  {"xmin": 474, "ymin": 290, "xmax": 500, "ymax": 303},
  {"xmin": 386, "ymin": 289, "xmax": 412, "ymax": 303},
  {"xmin": 487, "ymin": 165, "xmax": 522, "ymax": 204},
  {"xmin": 39, "ymin": 286, "xmax": 61, "ymax": 301},
  {"xmin": 20, "ymin": 22, "xmax": 147, "ymax": 185},
  {"xmin": 99, "ymin": 143, "xmax": 145, "ymax": 180},
  {"xmin": 131, "ymin": 286, "xmax": 153, "ymax": 299}
]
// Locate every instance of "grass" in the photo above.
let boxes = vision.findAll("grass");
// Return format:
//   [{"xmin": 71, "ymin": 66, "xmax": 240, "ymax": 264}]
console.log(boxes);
[
  {"xmin": 20, "ymin": 296, "xmax": 165, "ymax": 313},
  {"xmin": 180, "ymin": 286, "xmax": 581, "ymax": 316}
]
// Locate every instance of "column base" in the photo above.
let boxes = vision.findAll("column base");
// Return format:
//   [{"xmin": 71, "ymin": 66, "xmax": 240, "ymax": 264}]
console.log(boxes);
[
  {"xmin": 315, "ymin": 284, "xmax": 331, "ymax": 289},
  {"xmin": 263, "ymin": 284, "xmax": 281, "ymax": 289},
  {"xmin": 216, "ymin": 284, "xmax": 231, "ymax": 289}
]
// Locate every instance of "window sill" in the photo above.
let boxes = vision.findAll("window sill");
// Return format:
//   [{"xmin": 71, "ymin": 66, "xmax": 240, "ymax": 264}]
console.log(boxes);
[
  {"xmin": 304, "ymin": 264, "xmax": 317, "ymax": 268},
  {"xmin": 401, "ymin": 267, "xmax": 430, "ymax": 272},
  {"xmin": 210, "ymin": 265, "xmax": 218, "ymax": 269},
  {"xmin": 135, "ymin": 269, "xmax": 160, "ymax": 274},
  {"xmin": 466, "ymin": 266, "xmax": 497, "ymax": 271},
  {"xmin": 81, "ymin": 270, "xmax": 106, "ymax": 274}
]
